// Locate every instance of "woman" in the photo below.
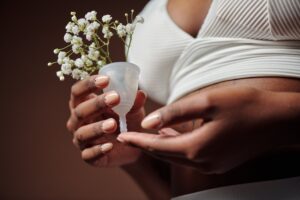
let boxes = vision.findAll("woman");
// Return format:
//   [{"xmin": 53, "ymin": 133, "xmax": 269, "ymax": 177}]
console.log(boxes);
[{"xmin": 67, "ymin": 0, "xmax": 300, "ymax": 199}]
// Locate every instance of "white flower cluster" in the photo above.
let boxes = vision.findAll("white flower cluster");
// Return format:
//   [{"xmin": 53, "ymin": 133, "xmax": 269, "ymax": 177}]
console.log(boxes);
[{"xmin": 48, "ymin": 10, "xmax": 144, "ymax": 81}]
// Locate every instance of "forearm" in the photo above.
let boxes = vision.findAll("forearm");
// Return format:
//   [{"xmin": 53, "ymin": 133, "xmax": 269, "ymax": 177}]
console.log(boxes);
[{"xmin": 121, "ymin": 153, "xmax": 171, "ymax": 200}]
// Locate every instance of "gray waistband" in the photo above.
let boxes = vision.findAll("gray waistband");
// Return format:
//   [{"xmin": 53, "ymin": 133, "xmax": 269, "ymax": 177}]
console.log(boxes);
[{"xmin": 172, "ymin": 176, "xmax": 300, "ymax": 200}]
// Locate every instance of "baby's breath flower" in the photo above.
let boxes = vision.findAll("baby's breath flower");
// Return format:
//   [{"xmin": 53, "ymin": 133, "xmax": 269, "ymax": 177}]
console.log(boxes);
[
  {"xmin": 80, "ymin": 71, "xmax": 89, "ymax": 80},
  {"xmin": 97, "ymin": 60, "xmax": 105, "ymax": 67},
  {"xmin": 57, "ymin": 58, "xmax": 63, "ymax": 65},
  {"xmin": 86, "ymin": 33, "xmax": 93, "ymax": 41},
  {"xmin": 56, "ymin": 71, "xmax": 65, "ymax": 81},
  {"xmin": 81, "ymin": 55, "xmax": 88, "ymax": 62},
  {"xmin": 58, "ymin": 51, "xmax": 66, "ymax": 59},
  {"xmin": 53, "ymin": 48, "xmax": 60, "ymax": 54},
  {"xmin": 71, "ymin": 36, "xmax": 83, "ymax": 46},
  {"xmin": 49, "ymin": 9, "xmax": 144, "ymax": 81},
  {"xmin": 65, "ymin": 22, "xmax": 75, "ymax": 33},
  {"xmin": 75, "ymin": 58, "xmax": 84, "ymax": 68},
  {"xmin": 61, "ymin": 63, "xmax": 72, "ymax": 75},
  {"xmin": 85, "ymin": 11, "xmax": 97, "ymax": 21},
  {"xmin": 72, "ymin": 68, "xmax": 82, "ymax": 80},
  {"xmin": 71, "ymin": 15, "xmax": 77, "ymax": 22},
  {"xmin": 102, "ymin": 15, "xmax": 112, "ymax": 23},
  {"xmin": 64, "ymin": 33, "xmax": 73, "ymax": 43},
  {"xmin": 72, "ymin": 44, "xmax": 81, "ymax": 54},
  {"xmin": 63, "ymin": 57, "xmax": 73, "ymax": 65},
  {"xmin": 85, "ymin": 59, "xmax": 93, "ymax": 67},
  {"xmin": 89, "ymin": 42, "xmax": 96, "ymax": 48},
  {"xmin": 102, "ymin": 25, "xmax": 113, "ymax": 39},
  {"xmin": 71, "ymin": 25, "xmax": 80, "ymax": 35},
  {"xmin": 77, "ymin": 18, "xmax": 87, "ymax": 30},
  {"xmin": 88, "ymin": 49, "xmax": 100, "ymax": 61},
  {"xmin": 125, "ymin": 23, "xmax": 135, "ymax": 34},
  {"xmin": 116, "ymin": 23, "xmax": 126, "ymax": 37},
  {"xmin": 87, "ymin": 21, "xmax": 100, "ymax": 33}
]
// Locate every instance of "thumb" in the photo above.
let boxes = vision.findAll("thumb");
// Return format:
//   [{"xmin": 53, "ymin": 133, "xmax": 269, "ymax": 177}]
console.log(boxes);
[{"xmin": 141, "ymin": 94, "xmax": 211, "ymax": 129}]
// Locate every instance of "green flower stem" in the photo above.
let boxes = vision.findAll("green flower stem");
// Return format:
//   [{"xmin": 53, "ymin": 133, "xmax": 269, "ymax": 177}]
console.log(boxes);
[{"xmin": 125, "ymin": 34, "xmax": 133, "ymax": 61}]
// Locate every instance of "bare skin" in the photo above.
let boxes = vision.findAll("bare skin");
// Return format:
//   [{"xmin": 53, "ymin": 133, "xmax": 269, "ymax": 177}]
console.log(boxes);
[
  {"xmin": 119, "ymin": 78, "xmax": 300, "ymax": 196},
  {"xmin": 66, "ymin": 0, "xmax": 300, "ymax": 199}
]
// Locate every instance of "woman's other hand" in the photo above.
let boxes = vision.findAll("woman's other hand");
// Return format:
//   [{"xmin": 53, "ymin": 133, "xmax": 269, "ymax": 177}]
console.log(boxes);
[{"xmin": 117, "ymin": 86, "xmax": 300, "ymax": 174}]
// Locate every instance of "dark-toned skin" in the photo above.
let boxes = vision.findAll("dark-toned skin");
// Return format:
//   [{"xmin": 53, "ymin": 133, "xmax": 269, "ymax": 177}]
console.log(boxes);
[{"xmin": 66, "ymin": 0, "xmax": 300, "ymax": 199}]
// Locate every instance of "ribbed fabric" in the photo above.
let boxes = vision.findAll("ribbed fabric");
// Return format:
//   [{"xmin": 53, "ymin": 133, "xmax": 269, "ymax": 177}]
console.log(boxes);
[
  {"xmin": 128, "ymin": 0, "xmax": 300, "ymax": 104},
  {"xmin": 199, "ymin": 0, "xmax": 300, "ymax": 40},
  {"xmin": 168, "ymin": 0, "xmax": 300, "ymax": 103}
]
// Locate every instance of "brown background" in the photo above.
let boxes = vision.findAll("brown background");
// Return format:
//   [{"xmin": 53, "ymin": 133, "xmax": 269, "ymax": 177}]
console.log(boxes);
[{"xmin": 0, "ymin": 0, "xmax": 149, "ymax": 199}]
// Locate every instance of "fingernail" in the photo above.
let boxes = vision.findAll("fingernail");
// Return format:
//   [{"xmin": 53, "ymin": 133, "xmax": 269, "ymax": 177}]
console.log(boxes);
[
  {"xmin": 102, "ymin": 118, "xmax": 115, "ymax": 132},
  {"xmin": 104, "ymin": 91, "xmax": 119, "ymax": 106},
  {"xmin": 141, "ymin": 113, "xmax": 162, "ymax": 129},
  {"xmin": 117, "ymin": 135, "xmax": 125, "ymax": 143},
  {"xmin": 100, "ymin": 143, "xmax": 113, "ymax": 153},
  {"xmin": 95, "ymin": 75, "xmax": 109, "ymax": 87}
]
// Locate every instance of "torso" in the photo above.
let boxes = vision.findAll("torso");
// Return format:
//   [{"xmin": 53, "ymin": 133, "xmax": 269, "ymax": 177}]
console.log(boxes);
[{"xmin": 145, "ymin": 0, "xmax": 300, "ymax": 196}]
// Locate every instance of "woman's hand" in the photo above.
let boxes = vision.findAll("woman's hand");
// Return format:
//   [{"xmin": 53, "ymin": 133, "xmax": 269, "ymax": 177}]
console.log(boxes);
[
  {"xmin": 117, "ymin": 86, "xmax": 300, "ymax": 174},
  {"xmin": 66, "ymin": 75, "xmax": 147, "ymax": 167}
]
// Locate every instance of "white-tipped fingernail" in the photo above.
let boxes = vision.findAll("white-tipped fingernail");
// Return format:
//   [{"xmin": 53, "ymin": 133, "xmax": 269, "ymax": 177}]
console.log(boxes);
[
  {"xmin": 102, "ymin": 118, "xmax": 116, "ymax": 132},
  {"xmin": 141, "ymin": 113, "xmax": 161, "ymax": 129},
  {"xmin": 104, "ymin": 91, "xmax": 119, "ymax": 106},
  {"xmin": 100, "ymin": 143, "xmax": 113, "ymax": 153}
]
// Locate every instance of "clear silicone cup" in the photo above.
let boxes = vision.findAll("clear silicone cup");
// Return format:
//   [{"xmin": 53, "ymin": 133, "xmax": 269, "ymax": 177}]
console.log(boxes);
[{"xmin": 99, "ymin": 62, "xmax": 140, "ymax": 133}]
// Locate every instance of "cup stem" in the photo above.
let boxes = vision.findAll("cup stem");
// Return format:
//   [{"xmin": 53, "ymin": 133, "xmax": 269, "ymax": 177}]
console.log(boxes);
[{"xmin": 119, "ymin": 114, "xmax": 127, "ymax": 133}]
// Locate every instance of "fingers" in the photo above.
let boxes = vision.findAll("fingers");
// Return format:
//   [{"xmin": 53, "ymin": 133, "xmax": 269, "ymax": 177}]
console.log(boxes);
[
  {"xmin": 74, "ymin": 118, "xmax": 117, "ymax": 147},
  {"xmin": 81, "ymin": 143, "xmax": 113, "ymax": 161},
  {"xmin": 141, "ymin": 92, "xmax": 213, "ymax": 129},
  {"xmin": 67, "ymin": 91, "xmax": 119, "ymax": 132},
  {"xmin": 117, "ymin": 122, "xmax": 217, "ymax": 160},
  {"xmin": 117, "ymin": 131, "xmax": 194, "ymax": 154},
  {"xmin": 158, "ymin": 128, "xmax": 181, "ymax": 136},
  {"xmin": 70, "ymin": 75, "xmax": 109, "ymax": 108}
]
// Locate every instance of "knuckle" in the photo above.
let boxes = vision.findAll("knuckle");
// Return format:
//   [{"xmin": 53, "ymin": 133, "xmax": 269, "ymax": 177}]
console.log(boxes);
[
  {"xmin": 74, "ymin": 129, "xmax": 84, "ymax": 143},
  {"xmin": 66, "ymin": 120, "xmax": 73, "ymax": 132},
  {"xmin": 92, "ymin": 122, "xmax": 104, "ymax": 136},
  {"xmin": 85, "ymin": 76, "xmax": 96, "ymax": 90},
  {"xmin": 74, "ymin": 108, "xmax": 84, "ymax": 121},
  {"xmin": 72, "ymin": 138, "xmax": 79, "ymax": 148},
  {"xmin": 95, "ymin": 95, "xmax": 106, "ymax": 110}
]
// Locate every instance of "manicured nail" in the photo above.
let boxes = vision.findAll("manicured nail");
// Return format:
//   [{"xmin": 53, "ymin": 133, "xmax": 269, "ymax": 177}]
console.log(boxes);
[
  {"xmin": 102, "ymin": 118, "xmax": 115, "ymax": 132},
  {"xmin": 117, "ymin": 135, "xmax": 125, "ymax": 143},
  {"xmin": 104, "ymin": 91, "xmax": 119, "ymax": 106},
  {"xmin": 141, "ymin": 113, "xmax": 162, "ymax": 129},
  {"xmin": 95, "ymin": 75, "xmax": 109, "ymax": 87},
  {"xmin": 100, "ymin": 143, "xmax": 113, "ymax": 153}
]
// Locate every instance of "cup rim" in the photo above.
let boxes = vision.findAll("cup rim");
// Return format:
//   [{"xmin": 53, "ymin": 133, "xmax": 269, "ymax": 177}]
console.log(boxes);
[{"xmin": 100, "ymin": 62, "xmax": 140, "ymax": 74}]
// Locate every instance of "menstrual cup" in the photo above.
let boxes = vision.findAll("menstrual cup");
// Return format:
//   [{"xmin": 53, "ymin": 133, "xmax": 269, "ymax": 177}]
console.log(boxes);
[{"xmin": 99, "ymin": 62, "xmax": 140, "ymax": 133}]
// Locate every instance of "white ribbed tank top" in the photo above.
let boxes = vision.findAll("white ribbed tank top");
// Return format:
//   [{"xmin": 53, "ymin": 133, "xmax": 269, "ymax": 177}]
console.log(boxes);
[{"xmin": 128, "ymin": 0, "xmax": 300, "ymax": 104}]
